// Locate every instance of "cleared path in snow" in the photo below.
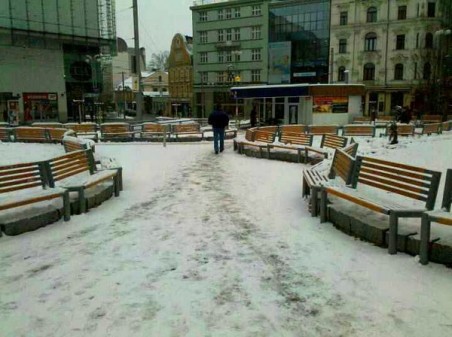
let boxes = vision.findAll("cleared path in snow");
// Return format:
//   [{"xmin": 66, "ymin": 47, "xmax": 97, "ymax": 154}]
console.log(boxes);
[{"xmin": 0, "ymin": 141, "xmax": 451, "ymax": 337}]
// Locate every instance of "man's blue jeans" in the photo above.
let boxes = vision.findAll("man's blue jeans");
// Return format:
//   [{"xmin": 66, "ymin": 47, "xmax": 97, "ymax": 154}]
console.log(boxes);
[{"xmin": 213, "ymin": 128, "xmax": 225, "ymax": 153}]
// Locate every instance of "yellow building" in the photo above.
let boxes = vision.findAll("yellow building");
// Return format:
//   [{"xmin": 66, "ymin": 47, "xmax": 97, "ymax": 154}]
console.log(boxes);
[{"xmin": 168, "ymin": 34, "xmax": 193, "ymax": 117}]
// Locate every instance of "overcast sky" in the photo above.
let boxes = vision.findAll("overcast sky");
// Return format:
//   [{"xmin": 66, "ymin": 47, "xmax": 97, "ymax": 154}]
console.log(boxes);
[{"xmin": 115, "ymin": 0, "xmax": 194, "ymax": 56}]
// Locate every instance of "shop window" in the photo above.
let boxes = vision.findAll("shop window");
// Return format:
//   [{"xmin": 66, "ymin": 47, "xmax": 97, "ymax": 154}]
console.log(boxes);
[
  {"xmin": 394, "ymin": 64, "xmax": 404, "ymax": 80},
  {"xmin": 363, "ymin": 63, "xmax": 375, "ymax": 80}
]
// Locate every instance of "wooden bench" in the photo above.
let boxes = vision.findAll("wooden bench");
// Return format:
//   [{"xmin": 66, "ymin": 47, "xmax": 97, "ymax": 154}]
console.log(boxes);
[
  {"xmin": 31, "ymin": 122, "xmax": 63, "ymax": 128},
  {"xmin": 304, "ymin": 134, "xmax": 348, "ymax": 162},
  {"xmin": 100, "ymin": 123, "xmax": 134, "ymax": 142},
  {"xmin": 268, "ymin": 132, "xmax": 313, "ymax": 163},
  {"xmin": 237, "ymin": 130, "xmax": 276, "ymax": 157},
  {"xmin": 0, "ymin": 162, "xmax": 71, "ymax": 230},
  {"xmin": 320, "ymin": 156, "xmax": 441, "ymax": 255},
  {"xmin": 420, "ymin": 169, "xmax": 452, "ymax": 265},
  {"xmin": 172, "ymin": 123, "xmax": 203, "ymax": 141},
  {"xmin": 279, "ymin": 124, "xmax": 307, "ymax": 134},
  {"xmin": 381, "ymin": 124, "xmax": 415, "ymax": 137},
  {"xmin": 342, "ymin": 124, "xmax": 376, "ymax": 137},
  {"xmin": 65, "ymin": 123, "xmax": 99, "ymax": 142},
  {"xmin": 13, "ymin": 127, "xmax": 49, "ymax": 142},
  {"xmin": 140, "ymin": 122, "xmax": 168, "ymax": 141},
  {"xmin": 353, "ymin": 116, "xmax": 372, "ymax": 124},
  {"xmin": 375, "ymin": 115, "xmax": 395, "ymax": 125},
  {"xmin": 308, "ymin": 125, "xmax": 339, "ymax": 135},
  {"xmin": 303, "ymin": 146, "xmax": 357, "ymax": 216},
  {"xmin": 47, "ymin": 128, "xmax": 74, "ymax": 143},
  {"xmin": 416, "ymin": 122, "xmax": 441, "ymax": 136},
  {"xmin": 45, "ymin": 150, "xmax": 121, "ymax": 214},
  {"xmin": 63, "ymin": 136, "xmax": 92, "ymax": 153},
  {"xmin": 0, "ymin": 127, "xmax": 12, "ymax": 142},
  {"xmin": 442, "ymin": 120, "xmax": 451, "ymax": 132},
  {"xmin": 421, "ymin": 114, "xmax": 442, "ymax": 124}
]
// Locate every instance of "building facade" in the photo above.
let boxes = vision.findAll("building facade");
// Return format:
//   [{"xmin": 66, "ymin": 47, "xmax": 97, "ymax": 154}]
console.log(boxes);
[
  {"xmin": 168, "ymin": 34, "xmax": 194, "ymax": 117},
  {"xmin": 191, "ymin": 0, "xmax": 269, "ymax": 118},
  {"xmin": 0, "ymin": 0, "xmax": 116, "ymax": 123},
  {"xmin": 330, "ymin": 0, "xmax": 444, "ymax": 115}
]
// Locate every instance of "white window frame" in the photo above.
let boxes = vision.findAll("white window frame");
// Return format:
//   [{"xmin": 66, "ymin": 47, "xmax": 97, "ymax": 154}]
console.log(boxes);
[
  {"xmin": 251, "ymin": 69, "xmax": 261, "ymax": 82},
  {"xmin": 234, "ymin": 28, "xmax": 241, "ymax": 41},
  {"xmin": 226, "ymin": 28, "xmax": 232, "ymax": 41},
  {"xmin": 252, "ymin": 5, "xmax": 261, "ymax": 16},
  {"xmin": 199, "ymin": 11, "xmax": 207, "ymax": 22},
  {"xmin": 251, "ymin": 26, "xmax": 261, "ymax": 40},
  {"xmin": 218, "ymin": 9, "xmax": 223, "ymax": 20},
  {"xmin": 200, "ymin": 52, "xmax": 208, "ymax": 63},
  {"xmin": 200, "ymin": 31, "xmax": 207, "ymax": 44},
  {"xmin": 252, "ymin": 48, "xmax": 261, "ymax": 61},
  {"xmin": 226, "ymin": 8, "xmax": 232, "ymax": 19},
  {"xmin": 218, "ymin": 29, "xmax": 224, "ymax": 42},
  {"xmin": 234, "ymin": 7, "xmax": 241, "ymax": 18}
]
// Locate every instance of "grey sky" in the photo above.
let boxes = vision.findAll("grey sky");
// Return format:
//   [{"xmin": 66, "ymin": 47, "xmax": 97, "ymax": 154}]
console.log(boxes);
[{"xmin": 115, "ymin": 0, "xmax": 194, "ymax": 56}]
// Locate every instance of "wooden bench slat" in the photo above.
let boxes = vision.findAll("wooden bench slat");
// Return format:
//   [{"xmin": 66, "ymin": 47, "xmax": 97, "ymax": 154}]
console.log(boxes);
[
  {"xmin": 325, "ymin": 186, "xmax": 389, "ymax": 213},
  {"xmin": 360, "ymin": 167, "xmax": 431, "ymax": 188},
  {"xmin": 0, "ymin": 181, "xmax": 43, "ymax": 193}
]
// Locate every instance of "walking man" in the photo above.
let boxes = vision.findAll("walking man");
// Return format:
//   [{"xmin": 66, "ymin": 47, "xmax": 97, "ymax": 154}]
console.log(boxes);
[{"xmin": 208, "ymin": 103, "xmax": 230, "ymax": 154}]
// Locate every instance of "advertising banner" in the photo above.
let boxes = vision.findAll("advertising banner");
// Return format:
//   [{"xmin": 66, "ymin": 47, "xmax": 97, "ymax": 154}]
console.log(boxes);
[
  {"xmin": 313, "ymin": 96, "xmax": 348, "ymax": 113},
  {"xmin": 269, "ymin": 42, "xmax": 291, "ymax": 84},
  {"xmin": 23, "ymin": 92, "xmax": 58, "ymax": 121}
]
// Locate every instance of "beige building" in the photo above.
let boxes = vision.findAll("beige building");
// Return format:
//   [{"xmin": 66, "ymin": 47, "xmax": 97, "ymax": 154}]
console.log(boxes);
[
  {"xmin": 168, "ymin": 34, "xmax": 193, "ymax": 117},
  {"xmin": 330, "ymin": 0, "xmax": 443, "ymax": 115}
]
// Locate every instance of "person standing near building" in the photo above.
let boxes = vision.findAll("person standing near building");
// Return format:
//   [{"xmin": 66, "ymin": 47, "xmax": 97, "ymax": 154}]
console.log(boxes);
[
  {"xmin": 208, "ymin": 103, "xmax": 229, "ymax": 154},
  {"xmin": 250, "ymin": 105, "xmax": 257, "ymax": 127}
]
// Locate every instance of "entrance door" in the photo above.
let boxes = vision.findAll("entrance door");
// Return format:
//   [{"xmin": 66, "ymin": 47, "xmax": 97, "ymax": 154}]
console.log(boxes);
[
  {"xmin": 288, "ymin": 104, "xmax": 298, "ymax": 124},
  {"xmin": 391, "ymin": 92, "xmax": 404, "ymax": 109}
]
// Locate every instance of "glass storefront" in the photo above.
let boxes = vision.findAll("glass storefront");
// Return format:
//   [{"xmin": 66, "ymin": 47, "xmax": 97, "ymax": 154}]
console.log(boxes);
[{"xmin": 269, "ymin": 0, "xmax": 330, "ymax": 84}]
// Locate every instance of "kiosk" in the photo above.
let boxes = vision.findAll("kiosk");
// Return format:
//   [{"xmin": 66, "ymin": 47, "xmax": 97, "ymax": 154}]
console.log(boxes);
[{"xmin": 230, "ymin": 84, "xmax": 365, "ymax": 126}]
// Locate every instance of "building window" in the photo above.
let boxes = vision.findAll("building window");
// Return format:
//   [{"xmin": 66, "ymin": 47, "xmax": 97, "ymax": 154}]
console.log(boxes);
[
  {"xmin": 425, "ymin": 33, "xmax": 433, "ymax": 48},
  {"xmin": 367, "ymin": 7, "xmax": 377, "ymax": 23},
  {"xmin": 200, "ymin": 31, "xmax": 207, "ymax": 44},
  {"xmin": 427, "ymin": 2, "xmax": 436, "ymax": 17},
  {"xmin": 252, "ymin": 6, "xmax": 261, "ymax": 16},
  {"xmin": 200, "ymin": 52, "xmax": 208, "ymax": 63},
  {"xmin": 363, "ymin": 63, "xmax": 375, "ymax": 80},
  {"xmin": 340, "ymin": 11, "xmax": 348, "ymax": 25},
  {"xmin": 234, "ymin": 7, "xmax": 240, "ymax": 18},
  {"xmin": 234, "ymin": 28, "xmax": 240, "ymax": 41},
  {"xmin": 199, "ymin": 11, "xmax": 207, "ymax": 22},
  {"xmin": 218, "ymin": 51, "xmax": 225, "ymax": 63},
  {"xmin": 339, "ymin": 39, "xmax": 347, "ymax": 53},
  {"xmin": 234, "ymin": 50, "xmax": 241, "ymax": 62},
  {"xmin": 200, "ymin": 71, "xmax": 208, "ymax": 84},
  {"xmin": 251, "ymin": 26, "xmax": 261, "ymax": 40},
  {"xmin": 423, "ymin": 62, "xmax": 431, "ymax": 80},
  {"xmin": 398, "ymin": 6, "xmax": 407, "ymax": 20},
  {"xmin": 226, "ymin": 29, "xmax": 232, "ymax": 41},
  {"xmin": 396, "ymin": 35, "xmax": 405, "ymax": 50},
  {"xmin": 217, "ymin": 71, "xmax": 225, "ymax": 83},
  {"xmin": 394, "ymin": 63, "xmax": 404, "ymax": 80},
  {"xmin": 218, "ymin": 9, "xmax": 223, "ymax": 20},
  {"xmin": 251, "ymin": 69, "xmax": 261, "ymax": 82},
  {"xmin": 365, "ymin": 32, "xmax": 377, "ymax": 51},
  {"xmin": 226, "ymin": 51, "xmax": 232, "ymax": 62},
  {"xmin": 226, "ymin": 8, "xmax": 232, "ymax": 19},
  {"xmin": 252, "ymin": 49, "xmax": 261, "ymax": 61},
  {"xmin": 218, "ymin": 29, "xmax": 224, "ymax": 42},
  {"xmin": 338, "ymin": 66, "xmax": 346, "ymax": 82}
]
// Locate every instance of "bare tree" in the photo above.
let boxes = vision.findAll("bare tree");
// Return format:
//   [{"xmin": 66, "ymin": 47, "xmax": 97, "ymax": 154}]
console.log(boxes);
[{"xmin": 147, "ymin": 51, "xmax": 169, "ymax": 71}]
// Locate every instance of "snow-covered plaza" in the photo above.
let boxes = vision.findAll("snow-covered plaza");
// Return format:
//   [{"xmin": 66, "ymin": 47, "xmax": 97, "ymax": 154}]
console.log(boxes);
[{"xmin": 1, "ymin": 133, "xmax": 452, "ymax": 337}]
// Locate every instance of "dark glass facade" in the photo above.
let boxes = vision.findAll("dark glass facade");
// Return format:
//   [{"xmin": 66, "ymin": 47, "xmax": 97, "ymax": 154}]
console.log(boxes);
[{"xmin": 269, "ymin": 0, "xmax": 330, "ymax": 84}]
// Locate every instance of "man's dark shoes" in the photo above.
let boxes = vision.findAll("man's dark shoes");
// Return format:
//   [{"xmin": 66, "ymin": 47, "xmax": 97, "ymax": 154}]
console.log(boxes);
[
  {"xmin": 215, "ymin": 151, "xmax": 219, "ymax": 154},
  {"xmin": 220, "ymin": 148, "xmax": 224, "ymax": 153}
]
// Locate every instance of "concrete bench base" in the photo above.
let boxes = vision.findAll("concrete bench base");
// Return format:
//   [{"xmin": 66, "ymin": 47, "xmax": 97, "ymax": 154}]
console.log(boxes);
[
  {"xmin": 69, "ymin": 182, "xmax": 114, "ymax": 215},
  {"xmin": 1, "ymin": 207, "xmax": 63, "ymax": 236},
  {"xmin": 325, "ymin": 197, "xmax": 452, "ymax": 266}
]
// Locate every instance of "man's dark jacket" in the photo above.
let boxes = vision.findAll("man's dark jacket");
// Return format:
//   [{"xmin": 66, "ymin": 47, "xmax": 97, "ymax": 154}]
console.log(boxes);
[{"xmin": 208, "ymin": 110, "xmax": 229, "ymax": 129}]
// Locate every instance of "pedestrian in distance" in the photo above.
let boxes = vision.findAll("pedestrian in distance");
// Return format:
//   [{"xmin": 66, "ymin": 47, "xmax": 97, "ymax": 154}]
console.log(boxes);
[
  {"xmin": 250, "ymin": 105, "xmax": 257, "ymax": 128},
  {"xmin": 208, "ymin": 103, "xmax": 230, "ymax": 154}
]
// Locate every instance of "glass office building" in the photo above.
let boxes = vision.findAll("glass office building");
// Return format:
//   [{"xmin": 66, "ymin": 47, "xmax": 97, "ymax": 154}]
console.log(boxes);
[{"xmin": 269, "ymin": 0, "xmax": 330, "ymax": 84}]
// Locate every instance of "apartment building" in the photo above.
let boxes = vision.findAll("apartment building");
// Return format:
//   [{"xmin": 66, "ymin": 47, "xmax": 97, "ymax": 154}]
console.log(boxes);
[
  {"xmin": 191, "ymin": 0, "xmax": 269, "ymax": 117},
  {"xmin": 330, "ymin": 0, "xmax": 443, "ymax": 115}
]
